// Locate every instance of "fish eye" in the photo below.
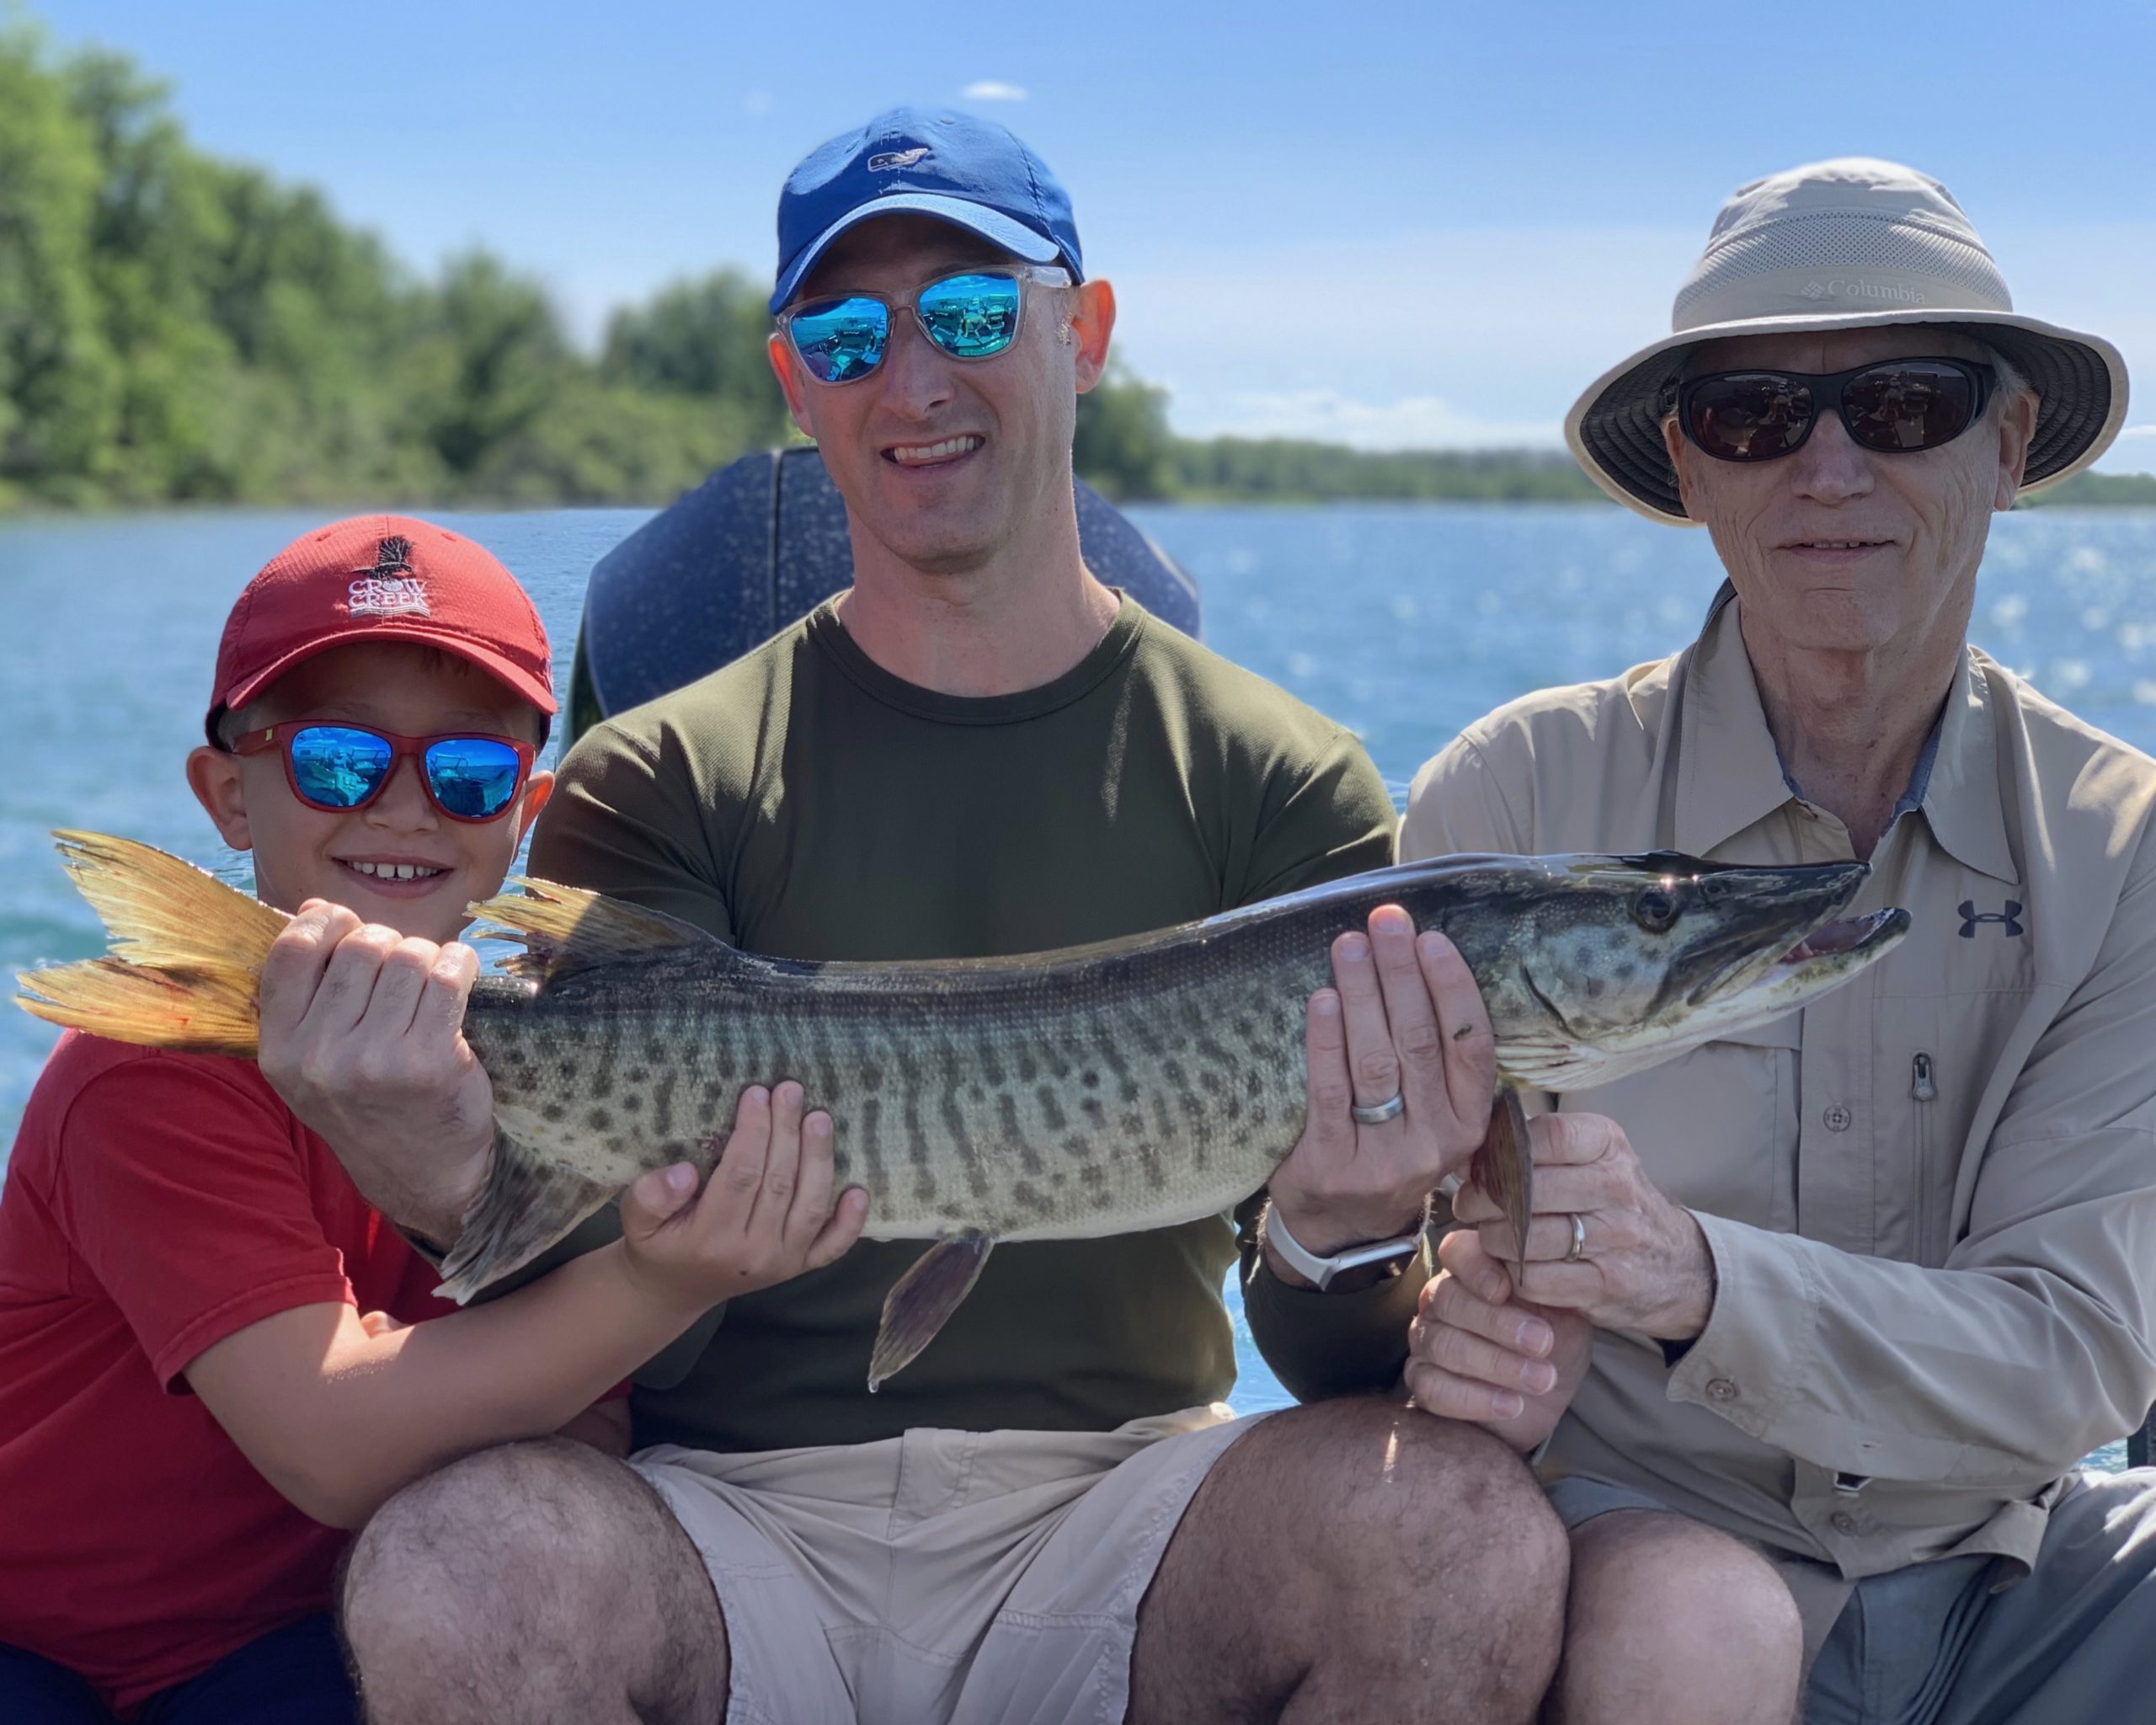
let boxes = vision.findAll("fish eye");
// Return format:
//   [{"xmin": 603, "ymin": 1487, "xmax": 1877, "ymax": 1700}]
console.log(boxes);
[{"xmin": 1632, "ymin": 885, "xmax": 1679, "ymax": 932}]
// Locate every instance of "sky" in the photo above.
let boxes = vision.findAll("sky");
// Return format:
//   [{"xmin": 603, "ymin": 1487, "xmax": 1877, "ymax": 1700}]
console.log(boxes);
[{"xmin": 33, "ymin": 0, "xmax": 2156, "ymax": 471}]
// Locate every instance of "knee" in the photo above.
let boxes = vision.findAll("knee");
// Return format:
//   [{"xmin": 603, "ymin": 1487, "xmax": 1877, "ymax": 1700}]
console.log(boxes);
[
  {"xmin": 342, "ymin": 1438, "xmax": 636, "ymax": 1666},
  {"xmin": 1566, "ymin": 1511, "xmax": 1802, "ymax": 1699},
  {"xmin": 1278, "ymin": 1402, "xmax": 1569, "ymax": 1642}
]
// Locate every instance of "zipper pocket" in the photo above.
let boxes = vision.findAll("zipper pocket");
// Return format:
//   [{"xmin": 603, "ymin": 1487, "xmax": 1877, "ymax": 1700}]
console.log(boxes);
[{"xmin": 1911, "ymin": 1053, "xmax": 1937, "ymax": 1258}]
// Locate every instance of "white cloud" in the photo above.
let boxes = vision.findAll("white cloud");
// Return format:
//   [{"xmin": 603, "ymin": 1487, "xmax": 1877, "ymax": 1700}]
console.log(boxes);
[
  {"xmin": 2118, "ymin": 425, "xmax": 2156, "ymax": 439},
  {"xmin": 961, "ymin": 80, "xmax": 1028, "ymax": 102}
]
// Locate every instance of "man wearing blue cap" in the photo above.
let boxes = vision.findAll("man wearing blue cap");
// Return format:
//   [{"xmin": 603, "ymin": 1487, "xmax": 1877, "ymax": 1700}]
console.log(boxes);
[{"xmin": 277, "ymin": 108, "xmax": 1568, "ymax": 1722}]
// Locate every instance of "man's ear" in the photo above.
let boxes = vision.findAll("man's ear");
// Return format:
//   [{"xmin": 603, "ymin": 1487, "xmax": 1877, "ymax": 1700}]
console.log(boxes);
[
  {"xmin": 1069, "ymin": 278, "xmax": 1118, "ymax": 394},
  {"xmin": 768, "ymin": 332, "xmax": 817, "ymax": 441},
  {"xmin": 1993, "ymin": 387, "xmax": 2037, "ymax": 512},
  {"xmin": 1660, "ymin": 415, "xmax": 1704, "ymax": 524},
  {"xmin": 187, "ymin": 745, "xmax": 253, "ymax": 852}
]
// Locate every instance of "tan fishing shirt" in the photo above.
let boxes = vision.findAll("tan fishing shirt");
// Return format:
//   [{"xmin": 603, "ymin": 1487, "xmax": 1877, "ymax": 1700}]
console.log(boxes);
[{"xmin": 1401, "ymin": 586, "xmax": 2156, "ymax": 1591}]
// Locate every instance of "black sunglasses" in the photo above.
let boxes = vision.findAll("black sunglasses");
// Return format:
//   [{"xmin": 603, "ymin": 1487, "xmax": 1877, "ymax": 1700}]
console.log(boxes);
[{"xmin": 1673, "ymin": 357, "xmax": 1997, "ymax": 463}]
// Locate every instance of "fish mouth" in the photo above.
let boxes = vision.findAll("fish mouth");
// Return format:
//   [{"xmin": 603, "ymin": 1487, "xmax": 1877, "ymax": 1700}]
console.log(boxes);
[{"xmin": 1775, "ymin": 908, "xmax": 1907, "ymax": 969}]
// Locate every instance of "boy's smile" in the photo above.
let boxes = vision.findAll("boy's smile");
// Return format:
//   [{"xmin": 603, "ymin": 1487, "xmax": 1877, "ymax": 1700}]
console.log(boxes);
[{"xmin": 189, "ymin": 640, "xmax": 554, "ymax": 945}]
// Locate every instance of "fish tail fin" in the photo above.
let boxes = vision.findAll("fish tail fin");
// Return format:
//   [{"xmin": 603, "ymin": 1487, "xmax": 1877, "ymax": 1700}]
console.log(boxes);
[
  {"xmin": 14, "ymin": 831, "xmax": 286, "ymax": 1055},
  {"xmin": 435, "ymin": 1129, "xmax": 616, "ymax": 1302}
]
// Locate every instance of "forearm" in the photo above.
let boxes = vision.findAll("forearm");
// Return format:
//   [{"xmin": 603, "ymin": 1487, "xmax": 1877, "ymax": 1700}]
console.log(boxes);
[
  {"xmin": 1678, "ymin": 1204, "xmax": 2156, "ymax": 1481},
  {"xmin": 1241, "ymin": 1224, "xmax": 1434, "ymax": 1400},
  {"xmin": 269, "ymin": 1244, "xmax": 696, "ymax": 1525}
]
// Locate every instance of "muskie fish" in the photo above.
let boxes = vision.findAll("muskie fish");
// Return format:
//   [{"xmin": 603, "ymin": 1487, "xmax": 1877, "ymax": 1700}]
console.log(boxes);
[{"xmin": 19, "ymin": 832, "xmax": 1907, "ymax": 1386}]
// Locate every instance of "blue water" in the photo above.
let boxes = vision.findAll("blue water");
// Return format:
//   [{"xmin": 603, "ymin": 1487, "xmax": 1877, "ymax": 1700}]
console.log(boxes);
[{"xmin": 4, "ymin": 503, "xmax": 2153, "ymax": 1461}]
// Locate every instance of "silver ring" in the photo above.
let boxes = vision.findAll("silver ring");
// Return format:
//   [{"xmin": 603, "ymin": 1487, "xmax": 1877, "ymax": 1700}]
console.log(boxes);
[
  {"xmin": 1350, "ymin": 1091, "xmax": 1406, "ymax": 1125},
  {"xmin": 1564, "ymin": 1213, "xmax": 1587, "ymax": 1264}
]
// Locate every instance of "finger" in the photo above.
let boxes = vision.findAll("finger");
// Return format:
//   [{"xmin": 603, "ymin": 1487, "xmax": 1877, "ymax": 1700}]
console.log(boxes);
[
  {"xmin": 1367, "ymin": 905, "xmax": 1449, "ymax": 1119},
  {"xmin": 802, "ymin": 1185, "xmax": 870, "ymax": 1271},
  {"xmin": 1404, "ymin": 1359, "xmax": 1524, "ymax": 1424},
  {"xmin": 1434, "ymin": 1227, "xmax": 1519, "ymax": 1307},
  {"xmin": 746, "ymin": 1081, "xmax": 806, "ymax": 1239},
  {"xmin": 782, "ymin": 1110, "xmax": 839, "ymax": 1248},
  {"xmin": 1331, "ymin": 927, "xmax": 1401, "ymax": 1112},
  {"xmin": 355, "ymin": 937, "xmax": 443, "ymax": 1043},
  {"xmin": 1422, "ymin": 1265, "xmax": 1555, "ymax": 1358},
  {"xmin": 621, "ymin": 1162, "xmax": 699, "ymax": 1242},
  {"xmin": 411, "ymin": 942, "xmax": 479, "ymax": 1042},
  {"xmin": 1528, "ymin": 1112, "xmax": 1626, "ymax": 1168},
  {"xmin": 1489, "ymin": 1258, "xmax": 1606, "ymax": 1311},
  {"xmin": 1419, "ymin": 931, "xmax": 1496, "ymax": 1120},
  {"xmin": 709, "ymin": 1086, "xmax": 772, "ymax": 1212},
  {"xmin": 1449, "ymin": 1180, "xmax": 1502, "ymax": 1226},
  {"xmin": 1409, "ymin": 1311, "xmax": 1559, "ymax": 1394},
  {"xmin": 1299, "ymin": 989, "xmax": 1355, "ymax": 1160},
  {"xmin": 301, "ymin": 923, "xmax": 406, "ymax": 1039},
  {"xmin": 258, "ymin": 904, "xmax": 362, "ymax": 1032},
  {"xmin": 356, "ymin": 1309, "xmax": 410, "ymax": 1340}
]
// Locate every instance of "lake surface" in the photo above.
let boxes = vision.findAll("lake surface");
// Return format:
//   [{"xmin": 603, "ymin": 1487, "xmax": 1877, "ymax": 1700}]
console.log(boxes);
[{"xmin": 4, "ymin": 502, "xmax": 2153, "ymax": 1458}]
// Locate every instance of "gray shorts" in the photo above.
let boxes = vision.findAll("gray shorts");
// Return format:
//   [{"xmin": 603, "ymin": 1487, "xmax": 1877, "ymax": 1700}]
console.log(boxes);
[
  {"xmin": 630, "ymin": 1404, "xmax": 1262, "ymax": 1725},
  {"xmin": 1548, "ymin": 1469, "xmax": 2156, "ymax": 1725}
]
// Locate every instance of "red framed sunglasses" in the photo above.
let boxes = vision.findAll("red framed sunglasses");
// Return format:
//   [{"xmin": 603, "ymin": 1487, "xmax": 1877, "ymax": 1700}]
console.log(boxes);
[{"xmin": 231, "ymin": 722, "xmax": 536, "ymax": 824}]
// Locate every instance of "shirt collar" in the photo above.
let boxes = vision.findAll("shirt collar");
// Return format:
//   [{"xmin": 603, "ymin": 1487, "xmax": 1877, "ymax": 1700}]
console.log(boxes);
[{"xmin": 1675, "ymin": 581, "xmax": 2018, "ymax": 885}]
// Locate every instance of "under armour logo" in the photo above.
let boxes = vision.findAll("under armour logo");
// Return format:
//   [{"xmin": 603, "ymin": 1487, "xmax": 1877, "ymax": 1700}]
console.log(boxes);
[
  {"xmin": 867, "ymin": 147, "xmax": 931, "ymax": 171},
  {"xmin": 1958, "ymin": 900, "xmax": 2024, "ymax": 938},
  {"xmin": 347, "ymin": 536, "xmax": 429, "ymax": 617}
]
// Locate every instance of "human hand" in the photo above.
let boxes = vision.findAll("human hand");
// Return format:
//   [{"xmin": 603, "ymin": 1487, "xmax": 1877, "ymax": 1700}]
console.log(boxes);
[
  {"xmin": 616, "ymin": 1081, "xmax": 868, "ymax": 1314},
  {"xmin": 1263, "ymin": 908, "xmax": 1496, "ymax": 1276},
  {"xmin": 257, "ymin": 902, "xmax": 495, "ymax": 1245},
  {"xmin": 1453, "ymin": 1111, "xmax": 1716, "ymax": 1339},
  {"xmin": 1405, "ymin": 1229, "xmax": 1591, "ymax": 1453}
]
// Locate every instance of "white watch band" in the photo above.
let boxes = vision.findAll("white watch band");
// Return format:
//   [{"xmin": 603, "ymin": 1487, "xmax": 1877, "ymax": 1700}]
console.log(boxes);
[{"xmin": 1265, "ymin": 1204, "xmax": 1424, "ymax": 1291}]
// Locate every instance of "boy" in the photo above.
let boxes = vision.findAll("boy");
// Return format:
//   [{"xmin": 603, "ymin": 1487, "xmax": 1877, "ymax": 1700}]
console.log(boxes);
[{"xmin": 0, "ymin": 516, "xmax": 864, "ymax": 1722}]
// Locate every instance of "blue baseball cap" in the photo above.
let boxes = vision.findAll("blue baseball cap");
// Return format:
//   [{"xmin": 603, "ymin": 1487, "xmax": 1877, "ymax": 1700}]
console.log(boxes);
[{"xmin": 770, "ymin": 106, "xmax": 1085, "ymax": 313}]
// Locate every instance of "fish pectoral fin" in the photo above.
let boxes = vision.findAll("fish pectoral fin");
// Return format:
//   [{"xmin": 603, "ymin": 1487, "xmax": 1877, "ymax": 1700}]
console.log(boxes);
[
  {"xmin": 435, "ymin": 1129, "xmax": 618, "ymax": 1302},
  {"xmin": 867, "ymin": 1232, "xmax": 996, "ymax": 1393},
  {"xmin": 466, "ymin": 877, "xmax": 722, "ymax": 981},
  {"xmin": 1470, "ymin": 1087, "xmax": 1535, "ymax": 1285}
]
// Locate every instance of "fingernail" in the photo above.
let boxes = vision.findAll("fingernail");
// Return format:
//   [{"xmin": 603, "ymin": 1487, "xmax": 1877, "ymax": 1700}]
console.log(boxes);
[
  {"xmin": 808, "ymin": 1114, "xmax": 831, "ymax": 1139},
  {"xmin": 1314, "ymin": 993, "xmax": 1340, "ymax": 1018},
  {"xmin": 1519, "ymin": 1319, "xmax": 1553, "ymax": 1356},
  {"xmin": 664, "ymin": 1164, "xmax": 695, "ymax": 1194},
  {"xmin": 1494, "ymin": 1391, "xmax": 1524, "ymax": 1419},
  {"xmin": 1524, "ymin": 1361, "xmax": 1556, "ymax": 1394},
  {"xmin": 1342, "ymin": 935, "xmax": 1369, "ymax": 962},
  {"xmin": 746, "ymin": 1086, "xmax": 768, "ymax": 1106}
]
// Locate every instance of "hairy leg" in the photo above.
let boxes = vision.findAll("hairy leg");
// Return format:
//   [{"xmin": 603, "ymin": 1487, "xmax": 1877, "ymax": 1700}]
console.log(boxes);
[
  {"xmin": 1548, "ymin": 1510, "xmax": 1801, "ymax": 1725},
  {"xmin": 1129, "ymin": 1398, "xmax": 1567, "ymax": 1724},
  {"xmin": 340, "ymin": 1438, "xmax": 726, "ymax": 1725}
]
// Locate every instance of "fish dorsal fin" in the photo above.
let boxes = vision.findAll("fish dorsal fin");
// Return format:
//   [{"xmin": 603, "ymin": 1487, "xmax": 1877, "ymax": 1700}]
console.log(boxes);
[{"xmin": 465, "ymin": 876, "xmax": 720, "ymax": 981}]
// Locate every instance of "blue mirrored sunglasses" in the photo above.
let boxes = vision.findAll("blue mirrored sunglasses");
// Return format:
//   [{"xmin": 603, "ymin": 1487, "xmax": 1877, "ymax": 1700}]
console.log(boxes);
[
  {"xmin": 232, "ymin": 724, "xmax": 536, "ymax": 823},
  {"xmin": 778, "ymin": 265, "xmax": 1071, "ymax": 384}
]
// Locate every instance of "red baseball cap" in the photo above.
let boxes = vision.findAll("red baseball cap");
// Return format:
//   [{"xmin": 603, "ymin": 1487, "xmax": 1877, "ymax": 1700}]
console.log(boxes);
[{"xmin": 205, "ymin": 515, "xmax": 556, "ymax": 745}]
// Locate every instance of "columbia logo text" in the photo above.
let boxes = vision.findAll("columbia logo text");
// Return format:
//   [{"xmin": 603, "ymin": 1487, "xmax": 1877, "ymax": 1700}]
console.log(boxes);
[
  {"xmin": 867, "ymin": 147, "xmax": 931, "ymax": 171},
  {"xmin": 1801, "ymin": 278, "xmax": 1924, "ymax": 305},
  {"xmin": 1958, "ymin": 900, "xmax": 2024, "ymax": 938}
]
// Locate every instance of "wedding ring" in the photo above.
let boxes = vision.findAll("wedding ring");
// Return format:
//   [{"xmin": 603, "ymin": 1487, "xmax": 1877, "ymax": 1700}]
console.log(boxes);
[
  {"xmin": 1565, "ymin": 1213, "xmax": 1587, "ymax": 1263},
  {"xmin": 1350, "ymin": 1091, "xmax": 1406, "ymax": 1125}
]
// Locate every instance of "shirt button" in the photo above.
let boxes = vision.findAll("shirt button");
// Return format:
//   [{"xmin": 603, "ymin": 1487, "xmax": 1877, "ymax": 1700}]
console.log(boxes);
[
  {"xmin": 1831, "ymin": 1511, "xmax": 1860, "ymax": 1536},
  {"xmin": 1707, "ymin": 1378, "xmax": 1739, "ymax": 1402},
  {"xmin": 1823, "ymin": 1104, "xmax": 1851, "ymax": 1131}
]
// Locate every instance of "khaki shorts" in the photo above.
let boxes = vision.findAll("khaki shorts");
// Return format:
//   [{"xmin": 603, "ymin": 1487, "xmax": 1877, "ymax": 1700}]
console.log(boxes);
[{"xmin": 630, "ymin": 1405, "xmax": 1263, "ymax": 1725}]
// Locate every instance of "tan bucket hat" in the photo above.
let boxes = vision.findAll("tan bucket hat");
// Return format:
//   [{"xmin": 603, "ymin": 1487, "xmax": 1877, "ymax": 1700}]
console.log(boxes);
[{"xmin": 1566, "ymin": 157, "xmax": 2131, "ymax": 524}]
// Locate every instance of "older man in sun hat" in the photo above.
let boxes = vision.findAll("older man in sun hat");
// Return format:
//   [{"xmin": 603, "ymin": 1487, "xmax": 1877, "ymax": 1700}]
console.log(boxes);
[{"xmin": 1398, "ymin": 158, "xmax": 2155, "ymax": 1722}]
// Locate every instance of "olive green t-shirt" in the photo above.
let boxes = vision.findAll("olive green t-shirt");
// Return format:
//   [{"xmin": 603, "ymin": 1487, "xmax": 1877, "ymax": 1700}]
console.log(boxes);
[{"xmin": 529, "ymin": 595, "xmax": 1417, "ymax": 1452}]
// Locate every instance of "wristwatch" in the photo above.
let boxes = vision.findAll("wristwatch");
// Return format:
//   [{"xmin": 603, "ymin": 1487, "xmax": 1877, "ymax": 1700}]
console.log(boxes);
[{"xmin": 1264, "ymin": 1203, "xmax": 1425, "ymax": 1290}]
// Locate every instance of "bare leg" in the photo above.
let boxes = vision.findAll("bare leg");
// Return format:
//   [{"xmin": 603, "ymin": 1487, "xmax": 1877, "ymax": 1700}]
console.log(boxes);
[
  {"xmin": 1547, "ymin": 1510, "xmax": 1801, "ymax": 1725},
  {"xmin": 340, "ymin": 1438, "xmax": 727, "ymax": 1725},
  {"xmin": 1129, "ymin": 1397, "xmax": 1568, "ymax": 1724}
]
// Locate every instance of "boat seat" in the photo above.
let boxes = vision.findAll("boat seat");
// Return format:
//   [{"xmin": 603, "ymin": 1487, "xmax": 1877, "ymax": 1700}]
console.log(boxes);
[{"xmin": 565, "ymin": 445, "xmax": 1198, "ymax": 748}]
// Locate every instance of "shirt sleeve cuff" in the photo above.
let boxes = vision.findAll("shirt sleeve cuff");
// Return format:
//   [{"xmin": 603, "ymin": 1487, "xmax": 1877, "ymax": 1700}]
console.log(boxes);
[
  {"xmin": 1663, "ymin": 1209, "xmax": 1816, "ymax": 1439},
  {"xmin": 151, "ymin": 1271, "xmax": 360, "ymax": 1393},
  {"xmin": 1241, "ymin": 1236, "xmax": 1433, "ymax": 1402}
]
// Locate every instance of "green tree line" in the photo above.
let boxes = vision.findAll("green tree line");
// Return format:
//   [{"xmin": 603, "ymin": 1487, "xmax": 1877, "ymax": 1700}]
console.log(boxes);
[{"xmin": 3, "ymin": 21, "xmax": 2142, "ymax": 514}]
